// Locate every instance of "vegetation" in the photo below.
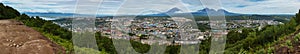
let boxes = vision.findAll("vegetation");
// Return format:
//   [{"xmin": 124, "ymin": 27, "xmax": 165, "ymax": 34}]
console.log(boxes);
[
  {"xmin": 0, "ymin": 3, "xmax": 108, "ymax": 54},
  {"xmin": 195, "ymin": 10, "xmax": 300, "ymax": 54},
  {"xmin": 14, "ymin": 14, "xmax": 75, "ymax": 52},
  {"xmin": 295, "ymin": 10, "xmax": 300, "ymax": 25},
  {"xmin": 224, "ymin": 10, "xmax": 300, "ymax": 53},
  {"xmin": 74, "ymin": 46, "xmax": 108, "ymax": 54},
  {"xmin": 2, "ymin": 2, "xmax": 300, "ymax": 54},
  {"xmin": 194, "ymin": 15, "xmax": 291, "ymax": 23},
  {"xmin": 0, "ymin": 3, "xmax": 20, "ymax": 19},
  {"xmin": 2, "ymin": 5, "xmax": 174, "ymax": 54}
]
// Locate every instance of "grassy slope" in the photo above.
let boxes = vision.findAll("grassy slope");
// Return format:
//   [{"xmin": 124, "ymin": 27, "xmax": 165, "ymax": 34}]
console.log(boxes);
[{"xmin": 243, "ymin": 25, "xmax": 300, "ymax": 54}]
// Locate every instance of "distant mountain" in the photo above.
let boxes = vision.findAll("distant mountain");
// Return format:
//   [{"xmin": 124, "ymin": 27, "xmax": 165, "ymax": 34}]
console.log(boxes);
[
  {"xmin": 165, "ymin": 7, "xmax": 181, "ymax": 14},
  {"xmin": 24, "ymin": 12, "xmax": 88, "ymax": 17},
  {"xmin": 192, "ymin": 8, "xmax": 243, "ymax": 16},
  {"xmin": 144, "ymin": 8, "xmax": 245, "ymax": 16},
  {"xmin": 24, "ymin": 8, "xmax": 294, "ymax": 17},
  {"xmin": 24, "ymin": 12, "xmax": 112, "ymax": 17}
]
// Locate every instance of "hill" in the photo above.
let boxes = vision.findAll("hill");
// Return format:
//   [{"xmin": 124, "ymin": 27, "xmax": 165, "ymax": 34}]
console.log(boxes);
[
  {"xmin": 0, "ymin": 19, "xmax": 65, "ymax": 54},
  {"xmin": 0, "ymin": 3, "xmax": 108, "ymax": 54},
  {"xmin": 141, "ymin": 8, "xmax": 242, "ymax": 16},
  {"xmin": 0, "ymin": 3, "xmax": 20, "ymax": 19}
]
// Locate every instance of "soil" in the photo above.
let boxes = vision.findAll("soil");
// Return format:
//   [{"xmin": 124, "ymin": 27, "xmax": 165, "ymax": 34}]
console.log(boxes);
[{"xmin": 0, "ymin": 19, "xmax": 65, "ymax": 54}]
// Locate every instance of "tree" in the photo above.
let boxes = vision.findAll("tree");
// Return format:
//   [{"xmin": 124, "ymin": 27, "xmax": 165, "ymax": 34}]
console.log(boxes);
[
  {"xmin": 295, "ymin": 10, "xmax": 300, "ymax": 24},
  {"xmin": 289, "ymin": 18, "xmax": 297, "ymax": 28},
  {"xmin": 0, "ymin": 3, "xmax": 20, "ymax": 19}
]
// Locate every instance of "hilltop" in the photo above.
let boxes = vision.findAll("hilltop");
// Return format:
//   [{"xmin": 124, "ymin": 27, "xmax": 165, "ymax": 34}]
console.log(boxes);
[
  {"xmin": 0, "ymin": 3, "xmax": 67, "ymax": 54},
  {"xmin": 0, "ymin": 19, "xmax": 65, "ymax": 54}
]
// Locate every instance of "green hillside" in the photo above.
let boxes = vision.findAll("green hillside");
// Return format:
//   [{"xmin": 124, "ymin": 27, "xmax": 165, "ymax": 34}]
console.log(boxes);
[
  {"xmin": 0, "ymin": 3, "xmax": 20, "ymax": 19},
  {"xmin": 196, "ymin": 10, "xmax": 300, "ymax": 54},
  {"xmin": 0, "ymin": 3, "xmax": 108, "ymax": 54}
]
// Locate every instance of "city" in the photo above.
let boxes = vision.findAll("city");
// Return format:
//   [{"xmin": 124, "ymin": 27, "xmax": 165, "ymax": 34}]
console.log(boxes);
[{"xmin": 53, "ymin": 17, "xmax": 284, "ymax": 45}]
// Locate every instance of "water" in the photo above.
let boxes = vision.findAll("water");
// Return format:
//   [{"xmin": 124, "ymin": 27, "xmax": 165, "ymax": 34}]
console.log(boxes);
[{"xmin": 40, "ymin": 17, "xmax": 61, "ymax": 20}]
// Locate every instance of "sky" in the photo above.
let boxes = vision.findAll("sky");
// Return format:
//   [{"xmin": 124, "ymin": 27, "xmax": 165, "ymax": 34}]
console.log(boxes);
[{"xmin": 1, "ymin": 0, "xmax": 300, "ymax": 15}]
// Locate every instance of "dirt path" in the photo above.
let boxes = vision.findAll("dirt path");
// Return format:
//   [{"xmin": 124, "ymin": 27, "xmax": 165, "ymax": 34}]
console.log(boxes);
[{"xmin": 0, "ymin": 19, "xmax": 65, "ymax": 54}]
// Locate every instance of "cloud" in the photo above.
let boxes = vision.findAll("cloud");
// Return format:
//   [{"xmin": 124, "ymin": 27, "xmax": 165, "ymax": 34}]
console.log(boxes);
[
  {"xmin": 1, "ymin": 0, "xmax": 300, "ymax": 15},
  {"xmin": 0, "ymin": 0, "xmax": 197, "ymax": 15},
  {"xmin": 221, "ymin": 0, "xmax": 300, "ymax": 14},
  {"xmin": 235, "ymin": 5, "xmax": 249, "ymax": 8},
  {"xmin": 1, "ymin": 0, "xmax": 76, "ymax": 13},
  {"xmin": 247, "ymin": 0, "xmax": 267, "ymax": 2},
  {"xmin": 97, "ymin": 0, "xmax": 198, "ymax": 15}
]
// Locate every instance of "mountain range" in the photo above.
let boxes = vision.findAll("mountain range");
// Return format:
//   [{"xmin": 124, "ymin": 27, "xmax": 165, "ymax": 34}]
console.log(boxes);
[
  {"xmin": 24, "ymin": 12, "xmax": 85, "ymax": 17},
  {"xmin": 144, "ymin": 8, "xmax": 246, "ymax": 16},
  {"xmin": 24, "ymin": 8, "xmax": 292, "ymax": 17}
]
